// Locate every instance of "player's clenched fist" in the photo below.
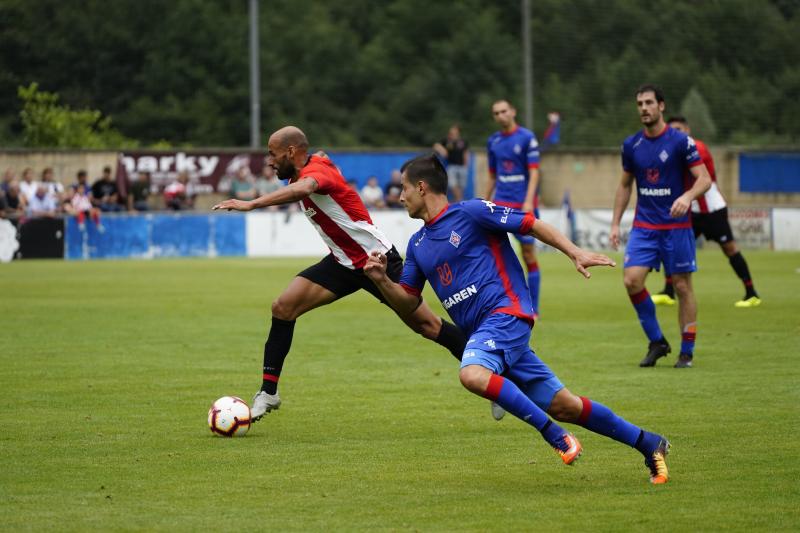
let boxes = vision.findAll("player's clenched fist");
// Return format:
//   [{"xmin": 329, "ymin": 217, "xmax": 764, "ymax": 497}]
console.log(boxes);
[{"xmin": 364, "ymin": 251, "xmax": 388, "ymax": 281}]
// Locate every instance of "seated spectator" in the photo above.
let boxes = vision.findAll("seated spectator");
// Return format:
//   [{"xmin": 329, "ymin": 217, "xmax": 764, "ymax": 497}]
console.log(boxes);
[
  {"xmin": 127, "ymin": 171, "xmax": 151, "ymax": 212},
  {"xmin": 164, "ymin": 171, "xmax": 196, "ymax": 210},
  {"xmin": 254, "ymin": 163, "xmax": 285, "ymax": 211},
  {"xmin": 360, "ymin": 175, "xmax": 385, "ymax": 208},
  {"xmin": 26, "ymin": 184, "xmax": 59, "ymax": 218},
  {"xmin": 40, "ymin": 167, "xmax": 65, "ymax": 203},
  {"xmin": 19, "ymin": 167, "xmax": 38, "ymax": 203},
  {"xmin": 384, "ymin": 169, "xmax": 403, "ymax": 208},
  {"xmin": 1, "ymin": 168, "xmax": 15, "ymax": 195},
  {"xmin": 65, "ymin": 183, "xmax": 103, "ymax": 231},
  {"xmin": 2, "ymin": 181, "xmax": 26, "ymax": 223},
  {"xmin": 91, "ymin": 166, "xmax": 123, "ymax": 212},
  {"xmin": 230, "ymin": 166, "xmax": 257, "ymax": 201},
  {"xmin": 346, "ymin": 180, "xmax": 359, "ymax": 192},
  {"xmin": 72, "ymin": 169, "xmax": 91, "ymax": 193}
]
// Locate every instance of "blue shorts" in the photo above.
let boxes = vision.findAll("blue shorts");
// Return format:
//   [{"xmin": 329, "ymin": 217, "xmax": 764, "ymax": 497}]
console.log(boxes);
[
  {"xmin": 624, "ymin": 226, "xmax": 697, "ymax": 274},
  {"xmin": 461, "ymin": 344, "xmax": 564, "ymax": 411}
]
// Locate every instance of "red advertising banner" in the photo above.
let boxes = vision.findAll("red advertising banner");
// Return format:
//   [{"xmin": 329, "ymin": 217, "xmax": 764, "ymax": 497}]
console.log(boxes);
[{"xmin": 115, "ymin": 150, "xmax": 267, "ymax": 196}]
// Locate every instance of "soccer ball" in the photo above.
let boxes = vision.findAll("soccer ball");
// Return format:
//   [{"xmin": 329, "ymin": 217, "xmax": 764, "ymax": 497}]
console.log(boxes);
[{"xmin": 208, "ymin": 396, "xmax": 251, "ymax": 437}]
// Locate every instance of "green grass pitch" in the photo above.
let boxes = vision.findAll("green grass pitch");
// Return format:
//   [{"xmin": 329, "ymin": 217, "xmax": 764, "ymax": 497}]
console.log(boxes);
[{"xmin": 1, "ymin": 250, "xmax": 799, "ymax": 531}]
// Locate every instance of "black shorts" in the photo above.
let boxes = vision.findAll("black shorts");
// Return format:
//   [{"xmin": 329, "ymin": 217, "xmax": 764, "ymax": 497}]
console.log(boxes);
[
  {"xmin": 297, "ymin": 247, "xmax": 404, "ymax": 305},
  {"xmin": 692, "ymin": 207, "xmax": 735, "ymax": 244}
]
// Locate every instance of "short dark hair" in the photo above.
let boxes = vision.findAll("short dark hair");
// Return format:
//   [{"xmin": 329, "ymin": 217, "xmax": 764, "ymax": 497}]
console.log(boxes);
[
  {"xmin": 77, "ymin": 170, "xmax": 87, "ymax": 178},
  {"xmin": 667, "ymin": 115, "xmax": 688, "ymax": 125},
  {"xmin": 400, "ymin": 153, "xmax": 448, "ymax": 195},
  {"xmin": 636, "ymin": 84, "xmax": 665, "ymax": 103},
  {"xmin": 103, "ymin": 165, "xmax": 112, "ymax": 173}
]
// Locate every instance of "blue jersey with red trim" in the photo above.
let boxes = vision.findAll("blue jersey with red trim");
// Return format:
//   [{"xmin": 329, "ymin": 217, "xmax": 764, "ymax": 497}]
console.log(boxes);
[
  {"xmin": 621, "ymin": 125, "xmax": 703, "ymax": 229},
  {"xmin": 487, "ymin": 126, "xmax": 540, "ymax": 209},
  {"xmin": 399, "ymin": 199, "xmax": 536, "ymax": 345}
]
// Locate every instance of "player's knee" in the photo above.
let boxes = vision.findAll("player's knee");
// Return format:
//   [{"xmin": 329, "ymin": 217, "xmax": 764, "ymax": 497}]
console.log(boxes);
[
  {"xmin": 548, "ymin": 392, "xmax": 582, "ymax": 423},
  {"xmin": 271, "ymin": 298, "xmax": 298, "ymax": 321},
  {"xmin": 459, "ymin": 366, "xmax": 487, "ymax": 394},
  {"xmin": 623, "ymin": 274, "xmax": 643, "ymax": 293},
  {"xmin": 672, "ymin": 276, "xmax": 692, "ymax": 296}
]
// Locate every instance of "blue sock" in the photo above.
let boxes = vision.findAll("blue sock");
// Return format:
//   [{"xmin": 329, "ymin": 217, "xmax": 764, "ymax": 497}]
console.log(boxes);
[
  {"xmin": 484, "ymin": 374, "xmax": 565, "ymax": 447},
  {"xmin": 527, "ymin": 262, "xmax": 541, "ymax": 315},
  {"xmin": 629, "ymin": 288, "xmax": 663, "ymax": 342},
  {"xmin": 578, "ymin": 396, "xmax": 661, "ymax": 456},
  {"xmin": 681, "ymin": 322, "xmax": 696, "ymax": 356}
]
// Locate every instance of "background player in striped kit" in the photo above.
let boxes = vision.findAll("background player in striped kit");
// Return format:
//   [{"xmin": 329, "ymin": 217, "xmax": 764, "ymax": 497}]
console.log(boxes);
[
  {"xmin": 610, "ymin": 86, "xmax": 711, "ymax": 368},
  {"xmin": 213, "ymin": 126, "xmax": 468, "ymax": 420},
  {"xmin": 651, "ymin": 116, "xmax": 761, "ymax": 308}
]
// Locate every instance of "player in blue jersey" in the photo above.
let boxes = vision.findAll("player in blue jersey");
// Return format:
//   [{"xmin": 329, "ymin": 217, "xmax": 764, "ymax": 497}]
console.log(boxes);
[
  {"xmin": 485, "ymin": 100, "xmax": 543, "ymax": 319},
  {"xmin": 610, "ymin": 85, "xmax": 711, "ymax": 368},
  {"xmin": 365, "ymin": 153, "xmax": 672, "ymax": 484}
]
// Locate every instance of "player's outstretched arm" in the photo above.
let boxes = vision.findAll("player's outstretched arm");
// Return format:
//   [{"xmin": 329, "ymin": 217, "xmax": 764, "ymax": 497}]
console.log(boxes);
[
  {"xmin": 364, "ymin": 251, "xmax": 423, "ymax": 316},
  {"xmin": 530, "ymin": 219, "xmax": 616, "ymax": 279},
  {"xmin": 212, "ymin": 178, "xmax": 318, "ymax": 211}
]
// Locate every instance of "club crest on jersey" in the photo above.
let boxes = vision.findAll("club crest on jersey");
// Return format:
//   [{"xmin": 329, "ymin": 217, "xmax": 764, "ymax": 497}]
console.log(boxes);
[
  {"xmin": 514, "ymin": 144, "xmax": 522, "ymax": 154},
  {"xmin": 436, "ymin": 262, "xmax": 453, "ymax": 286},
  {"xmin": 303, "ymin": 206, "xmax": 317, "ymax": 218},
  {"xmin": 659, "ymin": 150, "xmax": 669, "ymax": 163},
  {"xmin": 449, "ymin": 231, "xmax": 461, "ymax": 248},
  {"xmin": 646, "ymin": 168, "xmax": 660, "ymax": 184}
]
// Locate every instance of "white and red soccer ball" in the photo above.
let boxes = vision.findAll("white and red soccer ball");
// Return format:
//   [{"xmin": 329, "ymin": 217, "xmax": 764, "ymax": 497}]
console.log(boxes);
[{"xmin": 208, "ymin": 396, "xmax": 251, "ymax": 437}]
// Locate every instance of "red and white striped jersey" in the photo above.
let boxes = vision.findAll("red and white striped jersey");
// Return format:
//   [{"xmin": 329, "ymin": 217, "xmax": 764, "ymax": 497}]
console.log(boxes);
[
  {"xmin": 296, "ymin": 155, "xmax": 391, "ymax": 269},
  {"xmin": 691, "ymin": 139, "xmax": 726, "ymax": 214}
]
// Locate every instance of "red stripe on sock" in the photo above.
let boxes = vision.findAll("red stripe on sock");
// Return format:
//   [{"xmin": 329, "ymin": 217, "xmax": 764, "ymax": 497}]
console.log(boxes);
[
  {"xmin": 682, "ymin": 333, "xmax": 696, "ymax": 342},
  {"xmin": 578, "ymin": 396, "xmax": 592, "ymax": 425},
  {"xmin": 527, "ymin": 261, "xmax": 539, "ymax": 273},
  {"xmin": 744, "ymin": 279, "xmax": 753, "ymax": 287},
  {"xmin": 629, "ymin": 289, "xmax": 649, "ymax": 305},
  {"xmin": 482, "ymin": 374, "xmax": 504, "ymax": 401},
  {"xmin": 262, "ymin": 373, "xmax": 280, "ymax": 383},
  {"xmin": 665, "ymin": 276, "xmax": 673, "ymax": 283}
]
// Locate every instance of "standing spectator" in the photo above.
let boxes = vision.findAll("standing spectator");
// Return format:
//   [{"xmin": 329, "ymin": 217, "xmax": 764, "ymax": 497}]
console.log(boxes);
[
  {"xmin": 91, "ymin": 166, "xmax": 122, "ymax": 212},
  {"xmin": 230, "ymin": 166, "xmax": 257, "ymax": 201},
  {"xmin": 433, "ymin": 124, "xmax": 470, "ymax": 202},
  {"xmin": 40, "ymin": 167, "xmax": 64, "ymax": 203},
  {"xmin": 19, "ymin": 167, "xmax": 38, "ymax": 203},
  {"xmin": 127, "ymin": 171, "xmax": 152, "ymax": 212},
  {"xmin": 360, "ymin": 175, "xmax": 385, "ymax": 208},
  {"xmin": 384, "ymin": 169, "xmax": 403, "ymax": 208},
  {"xmin": 26, "ymin": 184, "xmax": 59, "ymax": 218},
  {"xmin": 1, "ymin": 168, "xmax": 15, "ymax": 195},
  {"xmin": 65, "ymin": 183, "xmax": 102, "ymax": 231},
  {"xmin": 164, "ymin": 171, "xmax": 196, "ymax": 210}
]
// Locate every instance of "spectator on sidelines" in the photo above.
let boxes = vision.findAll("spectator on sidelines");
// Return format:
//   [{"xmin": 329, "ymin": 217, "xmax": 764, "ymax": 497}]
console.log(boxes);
[
  {"xmin": 230, "ymin": 166, "xmax": 257, "ymax": 201},
  {"xmin": 91, "ymin": 166, "xmax": 123, "ymax": 212},
  {"xmin": 19, "ymin": 167, "xmax": 38, "ymax": 203},
  {"xmin": 433, "ymin": 124, "xmax": 470, "ymax": 202},
  {"xmin": 255, "ymin": 163, "xmax": 286, "ymax": 211},
  {"xmin": 127, "ymin": 171, "xmax": 151, "ymax": 212},
  {"xmin": 26, "ymin": 184, "xmax": 59, "ymax": 218},
  {"xmin": 2, "ymin": 181, "xmax": 26, "ymax": 223},
  {"xmin": 360, "ymin": 175, "xmax": 385, "ymax": 208},
  {"xmin": 165, "ymin": 171, "xmax": 196, "ymax": 210},
  {"xmin": 72, "ymin": 169, "xmax": 91, "ymax": 192},
  {"xmin": 1, "ymin": 168, "xmax": 15, "ymax": 194},
  {"xmin": 384, "ymin": 169, "xmax": 403, "ymax": 208},
  {"xmin": 65, "ymin": 183, "xmax": 103, "ymax": 231},
  {"xmin": 40, "ymin": 167, "xmax": 65, "ymax": 203}
]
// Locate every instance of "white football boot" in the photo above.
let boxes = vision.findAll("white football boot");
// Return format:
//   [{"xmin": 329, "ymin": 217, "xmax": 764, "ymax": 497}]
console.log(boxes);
[
  {"xmin": 251, "ymin": 390, "xmax": 281, "ymax": 421},
  {"xmin": 491, "ymin": 401, "xmax": 506, "ymax": 421}
]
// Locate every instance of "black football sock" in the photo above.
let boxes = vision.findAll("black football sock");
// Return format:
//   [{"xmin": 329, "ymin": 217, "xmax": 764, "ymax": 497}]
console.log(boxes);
[
  {"xmin": 729, "ymin": 252, "xmax": 757, "ymax": 298},
  {"xmin": 261, "ymin": 317, "xmax": 296, "ymax": 394},
  {"xmin": 662, "ymin": 276, "xmax": 675, "ymax": 298},
  {"xmin": 435, "ymin": 319, "xmax": 467, "ymax": 361}
]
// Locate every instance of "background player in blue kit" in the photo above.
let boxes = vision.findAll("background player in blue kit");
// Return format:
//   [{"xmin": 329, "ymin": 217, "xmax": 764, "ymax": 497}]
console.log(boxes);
[
  {"xmin": 485, "ymin": 100, "xmax": 542, "ymax": 318},
  {"xmin": 610, "ymin": 85, "xmax": 711, "ymax": 368},
  {"xmin": 365, "ymin": 153, "xmax": 672, "ymax": 484}
]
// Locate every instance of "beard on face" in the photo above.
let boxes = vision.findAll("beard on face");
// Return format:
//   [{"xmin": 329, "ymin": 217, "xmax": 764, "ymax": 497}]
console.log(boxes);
[{"xmin": 276, "ymin": 158, "xmax": 297, "ymax": 181}]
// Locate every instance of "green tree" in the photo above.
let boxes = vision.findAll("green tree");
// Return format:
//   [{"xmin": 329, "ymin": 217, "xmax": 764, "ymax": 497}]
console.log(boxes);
[{"xmin": 18, "ymin": 83, "xmax": 135, "ymax": 148}]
